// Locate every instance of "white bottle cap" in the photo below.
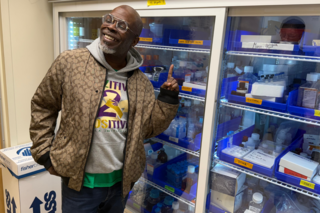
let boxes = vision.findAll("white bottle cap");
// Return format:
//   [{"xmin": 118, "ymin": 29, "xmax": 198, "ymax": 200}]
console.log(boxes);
[
  {"xmin": 227, "ymin": 62, "xmax": 235, "ymax": 69},
  {"xmin": 262, "ymin": 143, "xmax": 268, "ymax": 148},
  {"xmin": 151, "ymin": 153, "xmax": 158, "ymax": 160},
  {"xmin": 300, "ymin": 152, "xmax": 308, "ymax": 158},
  {"xmin": 179, "ymin": 61, "xmax": 187, "ymax": 67},
  {"xmin": 172, "ymin": 201, "xmax": 179, "ymax": 210},
  {"xmin": 244, "ymin": 66, "xmax": 253, "ymax": 73},
  {"xmin": 253, "ymin": 192, "xmax": 263, "ymax": 204},
  {"xmin": 188, "ymin": 165, "xmax": 195, "ymax": 173},
  {"xmin": 275, "ymin": 145, "xmax": 282, "ymax": 152},
  {"xmin": 251, "ymin": 133, "xmax": 260, "ymax": 140},
  {"xmin": 306, "ymin": 73, "xmax": 318, "ymax": 82}
]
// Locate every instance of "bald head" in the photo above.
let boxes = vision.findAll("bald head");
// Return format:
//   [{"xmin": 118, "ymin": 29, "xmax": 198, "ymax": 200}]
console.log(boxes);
[{"xmin": 112, "ymin": 5, "xmax": 143, "ymax": 36}]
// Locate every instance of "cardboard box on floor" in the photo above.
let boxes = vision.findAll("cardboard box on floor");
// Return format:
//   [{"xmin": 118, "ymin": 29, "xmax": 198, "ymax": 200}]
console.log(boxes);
[{"xmin": 0, "ymin": 142, "xmax": 61, "ymax": 213}]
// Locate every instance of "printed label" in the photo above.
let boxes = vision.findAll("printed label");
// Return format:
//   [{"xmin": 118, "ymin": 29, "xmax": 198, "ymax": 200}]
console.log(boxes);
[
  {"xmin": 178, "ymin": 39, "xmax": 203, "ymax": 45},
  {"xmin": 234, "ymin": 158, "xmax": 253, "ymax": 169},
  {"xmin": 133, "ymin": 203, "xmax": 141, "ymax": 209},
  {"xmin": 300, "ymin": 180, "xmax": 315, "ymax": 190},
  {"xmin": 249, "ymin": 206, "xmax": 261, "ymax": 213},
  {"xmin": 147, "ymin": 164, "xmax": 154, "ymax": 174},
  {"xmin": 140, "ymin": 37, "xmax": 153, "ymax": 42},
  {"xmin": 165, "ymin": 185, "xmax": 175, "ymax": 193},
  {"xmin": 242, "ymin": 42, "xmax": 294, "ymax": 51},
  {"xmin": 147, "ymin": 0, "xmax": 166, "ymax": 6},
  {"xmin": 315, "ymin": 110, "xmax": 320, "ymax": 117},
  {"xmin": 246, "ymin": 97, "xmax": 262, "ymax": 105},
  {"xmin": 169, "ymin": 136, "xmax": 179, "ymax": 143},
  {"xmin": 181, "ymin": 86, "xmax": 192, "ymax": 92},
  {"xmin": 302, "ymin": 88, "xmax": 317, "ymax": 109}
]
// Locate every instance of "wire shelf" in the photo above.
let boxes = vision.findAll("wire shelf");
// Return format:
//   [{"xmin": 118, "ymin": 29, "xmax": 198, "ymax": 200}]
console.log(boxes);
[{"xmin": 154, "ymin": 89, "xmax": 205, "ymax": 102}]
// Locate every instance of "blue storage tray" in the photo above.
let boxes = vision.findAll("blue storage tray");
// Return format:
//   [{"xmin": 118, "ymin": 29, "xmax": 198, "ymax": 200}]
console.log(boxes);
[
  {"xmin": 216, "ymin": 116, "xmax": 242, "ymax": 141},
  {"xmin": 151, "ymin": 153, "xmax": 198, "ymax": 201},
  {"xmin": 287, "ymin": 89, "xmax": 320, "ymax": 120},
  {"xmin": 179, "ymin": 85, "xmax": 206, "ymax": 97},
  {"xmin": 226, "ymin": 81, "xmax": 287, "ymax": 112},
  {"xmin": 168, "ymin": 29, "xmax": 211, "ymax": 49},
  {"xmin": 217, "ymin": 126, "xmax": 304, "ymax": 177},
  {"xmin": 221, "ymin": 76, "xmax": 238, "ymax": 97},
  {"xmin": 274, "ymin": 137, "xmax": 320, "ymax": 194},
  {"xmin": 155, "ymin": 132, "xmax": 201, "ymax": 151},
  {"xmin": 139, "ymin": 28, "xmax": 164, "ymax": 45}
]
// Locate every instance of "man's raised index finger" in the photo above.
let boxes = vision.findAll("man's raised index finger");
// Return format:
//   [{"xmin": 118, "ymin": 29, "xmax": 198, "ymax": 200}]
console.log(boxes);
[{"xmin": 167, "ymin": 64, "xmax": 174, "ymax": 80}]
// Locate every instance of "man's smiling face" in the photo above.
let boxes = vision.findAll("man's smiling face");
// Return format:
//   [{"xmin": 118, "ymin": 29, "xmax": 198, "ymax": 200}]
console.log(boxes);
[{"xmin": 99, "ymin": 7, "xmax": 139, "ymax": 56}]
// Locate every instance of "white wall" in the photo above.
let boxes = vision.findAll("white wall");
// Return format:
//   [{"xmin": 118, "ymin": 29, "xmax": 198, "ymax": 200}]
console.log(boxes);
[{"xmin": 1, "ymin": 0, "xmax": 54, "ymax": 147}]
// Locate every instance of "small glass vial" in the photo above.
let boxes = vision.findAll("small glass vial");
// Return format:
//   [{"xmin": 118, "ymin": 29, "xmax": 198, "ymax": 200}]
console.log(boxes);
[{"xmin": 249, "ymin": 192, "xmax": 264, "ymax": 213}]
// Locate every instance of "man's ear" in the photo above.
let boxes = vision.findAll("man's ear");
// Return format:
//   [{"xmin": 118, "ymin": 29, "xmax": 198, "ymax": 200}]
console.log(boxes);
[{"xmin": 132, "ymin": 37, "xmax": 140, "ymax": 47}]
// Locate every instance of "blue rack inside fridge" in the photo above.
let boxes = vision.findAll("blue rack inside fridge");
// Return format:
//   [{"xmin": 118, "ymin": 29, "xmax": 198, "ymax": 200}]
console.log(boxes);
[
  {"xmin": 179, "ymin": 85, "xmax": 206, "ymax": 97},
  {"xmin": 139, "ymin": 28, "xmax": 170, "ymax": 45},
  {"xmin": 226, "ymin": 81, "xmax": 288, "ymax": 112},
  {"xmin": 220, "ymin": 76, "xmax": 238, "ymax": 97},
  {"xmin": 151, "ymin": 153, "xmax": 199, "ymax": 201},
  {"xmin": 216, "ymin": 116, "xmax": 242, "ymax": 141},
  {"xmin": 155, "ymin": 133, "xmax": 201, "ymax": 151},
  {"xmin": 217, "ymin": 125, "xmax": 304, "ymax": 177},
  {"xmin": 287, "ymin": 89, "xmax": 320, "ymax": 121},
  {"xmin": 274, "ymin": 137, "xmax": 320, "ymax": 194}
]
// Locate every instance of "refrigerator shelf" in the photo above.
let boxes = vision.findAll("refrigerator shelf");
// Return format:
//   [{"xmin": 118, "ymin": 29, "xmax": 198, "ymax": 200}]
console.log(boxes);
[
  {"xmin": 135, "ymin": 44, "xmax": 210, "ymax": 53},
  {"xmin": 154, "ymin": 89, "xmax": 205, "ymax": 102},
  {"xmin": 214, "ymin": 159, "xmax": 320, "ymax": 200},
  {"xmin": 226, "ymin": 51, "xmax": 320, "ymax": 63},
  {"xmin": 151, "ymin": 137, "xmax": 200, "ymax": 157},
  {"xmin": 139, "ymin": 177, "xmax": 196, "ymax": 208},
  {"xmin": 220, "ymin": 100, "xmax": 320, "ymax": 126}
]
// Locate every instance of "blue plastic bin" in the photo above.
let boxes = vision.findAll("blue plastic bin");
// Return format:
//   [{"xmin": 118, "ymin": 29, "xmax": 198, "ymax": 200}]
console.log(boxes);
[
  {"xmin": 216, "ymin": 116, "xmax": 242, "ymax": 141},
  {"xmin": 221, "ymin": 76, "xmax": 238, "ymax": 97},
  {"xmin": 179, "ymin": 85, "xmax": 206, "ymax": 97},
  {"xmin": 139, "ymin": 28, "xmax": 167, "ymax": 45},
  {"xmin": 168, "ymin": 29, "xmax": 212, "ymax": 49},
  {"xmin": 152, "ymin": 153, "xmax": 199, "ymax": 201},
  {"xmin": 226, "ymin": 81, "xmax": 287, "ymax": 112},
  {"xmin": 155, "ymin": 133, "xmax": 201, "ymax": 152},
  {"xmin": 287, "ymin": 89, "xmax": 320, "ymax": 120},
  {"xmin": 274, "ymin": 137, "xmax": 320, "ymax": 194},
  {"xmin": 217, "ymin": 126, "xmax": 304, "ymax": 177}
]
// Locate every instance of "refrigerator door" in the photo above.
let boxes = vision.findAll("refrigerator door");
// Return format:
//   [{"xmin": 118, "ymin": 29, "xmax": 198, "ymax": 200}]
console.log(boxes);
[
  {"xmin": 208, "ymin": 7, "xmax": 320, "ymax": 213},
  {"xmin": 58, "ymin": 8, "xmax": 227, "ymax": 213}
]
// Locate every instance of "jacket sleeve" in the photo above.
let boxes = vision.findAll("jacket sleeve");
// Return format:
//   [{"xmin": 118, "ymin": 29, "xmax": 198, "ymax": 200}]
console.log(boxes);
[
  {"xmin": 144, "ymin": 87, "xmax": 179, "ymax": 139},
  {"xmin": 29, "ymin": 53, "xmax": 64, "ymax": 170}
]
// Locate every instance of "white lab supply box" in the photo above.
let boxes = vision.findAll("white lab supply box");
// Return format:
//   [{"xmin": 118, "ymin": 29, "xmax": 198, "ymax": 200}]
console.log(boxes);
[{"xmin": 0, "ymin": 143, "xmax": 61, "ymax": 213}]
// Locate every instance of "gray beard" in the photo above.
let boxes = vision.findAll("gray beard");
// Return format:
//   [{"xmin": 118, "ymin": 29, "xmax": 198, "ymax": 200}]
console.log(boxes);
[{"xmin": 99, "ymin": 41, "xmax": 116, "ymax": 54}]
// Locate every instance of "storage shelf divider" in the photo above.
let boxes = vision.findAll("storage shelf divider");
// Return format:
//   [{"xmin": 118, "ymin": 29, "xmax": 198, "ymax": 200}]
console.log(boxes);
[
  {"xmin": 226, "ymin": 51, "xmax": 320, "ymax": 63},
  {"xmin": 151, "ymin": 137, "xmax": 200, "ymax": 157},
  {"xmin": 214, "ymin": 159, "xmax": 320, "ymax": 200},
  {"xmin": 220, "ymin": 100, "xmax": 320, "ymax": 126},
  {"xmin": 139, "ymin": 177, "xmax": 196, "ymax": 207}
]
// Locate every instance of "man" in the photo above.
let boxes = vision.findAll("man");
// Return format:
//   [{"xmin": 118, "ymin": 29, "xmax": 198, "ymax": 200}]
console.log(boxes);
[{"xmin": 30, "ymin": 5, "xmax": 179, "ymax": 213}]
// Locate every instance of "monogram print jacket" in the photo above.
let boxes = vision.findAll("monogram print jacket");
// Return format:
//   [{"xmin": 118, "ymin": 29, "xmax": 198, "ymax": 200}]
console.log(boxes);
[{"xmin": 30, "ymin": 48, "xmax": 179, "ymax": 197}]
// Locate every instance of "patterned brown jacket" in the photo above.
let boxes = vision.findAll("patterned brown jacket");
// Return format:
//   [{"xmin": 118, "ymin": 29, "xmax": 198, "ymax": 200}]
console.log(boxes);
[{"xmin": 29, "ymin": 48, "xmax": 179, "ymax": 198}]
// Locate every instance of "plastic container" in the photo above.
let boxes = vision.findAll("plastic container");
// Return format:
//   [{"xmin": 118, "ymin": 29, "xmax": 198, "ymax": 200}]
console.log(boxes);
[
  {"xmin": 183, "ymin": 165, "xmax": 197, "ymax": 194},
  {"xmin": 297, "ymin": 73, "xmax": 318, "ymax": 107},
  {"xmin": 161, "ymin": 196, "xmax": 174, "ymax": 213},
  {"xmin": 172, "ymin": 202, "xmax": 183, "ymax": 213},
  {"xmin": 224, "ymin": 62, "xmax": 237, "ymax": 78},
  {"xmin": 249, "ymin": 192, "xmax": 264, "ymax": 213},
  {"xmin": 237, "ymin": 66, "xmax": 259, "ymax": 92},
  {"xmin": 145, "ymin": 189, "xmax": 161, "ymax": 212}
]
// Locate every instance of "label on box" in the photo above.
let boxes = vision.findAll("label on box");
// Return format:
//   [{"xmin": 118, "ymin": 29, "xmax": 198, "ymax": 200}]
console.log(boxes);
[
  {"xmin": 185, "ymin": 74, "xmax": 191, "ymax": 83},
  {"xmin": 147, "ymin": 0, "xmax": 166, "ymax": 6},
  {"xmin": 300, "ymin": 180, "xmax": 315, "ymax": 189},
  {"xmin": 242, "ymin": 42, "xmax": 294, "ymax": 51},
  {"xmin": 246, "ymin": 97, "xmax": 262, "ymax": 105},
  {"xmin": 234, "ymin": 158, "xmax": 253, "ymax": 169},
  {"xmin": 249, "ymin": 206, "xmax": 261, "ymax": 213},
  {"xmin": 169, "ymin": 136, "xmax": 179, "ymax": 143},
  {"xmin": 140, "ymin": 37, "xmax": 153, "ymax": 42},
  {"xmin": 147, "ymin": 164, "xmax": 154, "ymax": 174},
  {"xmin": 165, "ymin": 185, "xmax": 175, "ymax": 193},
  {"xmin": 315, "ymin": 110, "xmax": 320, "ymax": 117},
  {"xmin": 133, "ymin": 203, "xmax": 141, "ymax": 209},
  {"xmin": 284, "ymin": 168, "xmax": 308, "ymax": 179},
  {"xmin": 178, "ymin": 40, "xmax": 204, "ymax": 45},
  {"xmin": 182, "ymin": 86, "xmax": 192, "ymax": 92}
]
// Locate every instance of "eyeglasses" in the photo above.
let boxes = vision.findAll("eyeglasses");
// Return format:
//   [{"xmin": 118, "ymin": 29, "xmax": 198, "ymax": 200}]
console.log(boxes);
[{"xmin": 102, "ymin": 14, "xmax": 136, "ymax": 35}]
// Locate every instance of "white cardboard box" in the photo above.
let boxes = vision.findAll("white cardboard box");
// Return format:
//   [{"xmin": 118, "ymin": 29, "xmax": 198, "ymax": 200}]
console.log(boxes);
[
  {"xmin": 0, "ymin": 143, "xmax": 61, "ymax": 213},
  {"xmin": 279, "ymin": 151, "xmax": 319, "ymax": 179}
]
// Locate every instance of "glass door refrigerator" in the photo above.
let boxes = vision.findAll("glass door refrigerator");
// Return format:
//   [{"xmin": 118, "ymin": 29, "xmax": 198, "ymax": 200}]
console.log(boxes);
[
  {"xmin": 206, "ymin": 5, "xmax": 320, "ymax": 213},
  {"xmin": 57, "ymin": 7, "xmax": 227, "ymax": 213}
]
